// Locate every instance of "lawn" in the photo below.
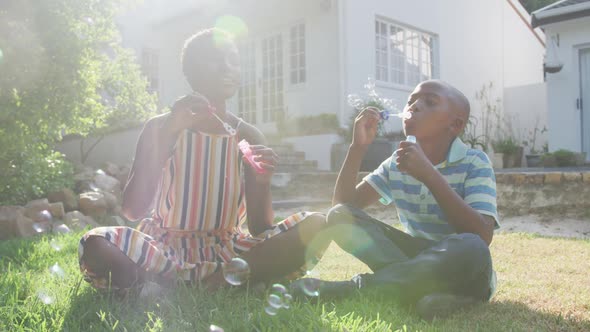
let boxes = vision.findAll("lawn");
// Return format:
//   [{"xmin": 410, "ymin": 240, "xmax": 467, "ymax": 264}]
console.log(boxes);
[{"xmin": 0, "ymin": 229, "xmax": 589, "ymax": 332}]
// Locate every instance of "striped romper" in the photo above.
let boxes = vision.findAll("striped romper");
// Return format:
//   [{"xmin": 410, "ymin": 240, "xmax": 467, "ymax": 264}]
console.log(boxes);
[{"xmin": 79, "ymin": 129, "xmax": 315, "ymax": 290}]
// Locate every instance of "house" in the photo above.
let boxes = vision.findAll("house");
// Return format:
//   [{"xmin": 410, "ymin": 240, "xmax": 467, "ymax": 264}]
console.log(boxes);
[
  {"xmin": 532, "ymin": 0, "xmax": 590, "ymax": 161},
  {"xmin": 114, "ymin": 0, "xmax": 546, "ymax": 170}
]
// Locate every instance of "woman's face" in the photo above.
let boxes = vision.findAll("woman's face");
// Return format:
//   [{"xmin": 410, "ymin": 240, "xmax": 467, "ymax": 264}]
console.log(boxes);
[{"xmin": 189, "ymin": 37, "xmax": 241, "ymax": 101}]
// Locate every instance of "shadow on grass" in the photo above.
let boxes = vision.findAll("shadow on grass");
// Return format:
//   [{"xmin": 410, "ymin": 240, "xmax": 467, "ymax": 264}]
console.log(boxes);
[{"xmin": 58, "ymin": 284, "xmax": 590, "ymax": 332}]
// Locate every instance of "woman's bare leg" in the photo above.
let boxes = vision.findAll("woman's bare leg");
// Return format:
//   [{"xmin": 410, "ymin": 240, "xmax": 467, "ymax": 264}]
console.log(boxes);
[
  {"xmin": 81, "ymin": 236, "xmax": 148, "ymax": 289},
  {"xmin": 238, "ymin": 213, "xmax": 331, "ymax": 283}
]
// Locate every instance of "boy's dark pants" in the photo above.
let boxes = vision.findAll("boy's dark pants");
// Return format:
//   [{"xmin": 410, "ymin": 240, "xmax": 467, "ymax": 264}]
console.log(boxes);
[{"xmin": 327, "ymin": 204, "xmax": 494, "ymax": 304}]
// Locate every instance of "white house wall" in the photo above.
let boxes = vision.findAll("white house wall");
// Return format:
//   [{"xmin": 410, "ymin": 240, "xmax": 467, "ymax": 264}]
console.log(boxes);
[
  {"xmin": 543, "ymin": 17, "xmax": 590, "ymax": 154},
  {"xmin": 341, "ymin": 0, "xmax": 545, "ymax": 136}
]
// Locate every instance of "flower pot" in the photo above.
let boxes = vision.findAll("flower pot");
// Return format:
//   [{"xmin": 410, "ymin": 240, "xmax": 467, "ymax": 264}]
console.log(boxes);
[
  {"xmin": 526, "ymin": 154, "xmax": 542, "ymax": 167},
  {"xmin": 491, "ymin": 153, "xmax": 504, "ymax": 169}
]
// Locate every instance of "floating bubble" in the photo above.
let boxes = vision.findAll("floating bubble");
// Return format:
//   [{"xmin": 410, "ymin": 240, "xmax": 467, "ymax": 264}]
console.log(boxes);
[
  {"xmin": 0, "ymin": 49, "xmax": 3, "ymax": 64},
  {"xmin": 282, "ymin": 293, "xmax": 293, "ymax": 309},
  {"xmin": 222, "ymin": 258, "xmax": 250, "ymax": 286},
  {"xmin": 95, "ymin": 169, "xmax": 106, "ymax": 176},
  {"xmin": 306, "ymin": 269, "xmax": 320, "ymax": 278},
  {"xmin": 38, "ymin": 210, "xmax": 53, "ymax": 222},
  {"xmin": 299, "ymin": 278, "xmax": 320, "ymax": 297},
  {"xmin": 267, "ymin": 294, "xmax": 282, "ymax": 309},
  {"xmin": 33, "ymin": 222, "xmax": 50, "ymax": 234},
  {"xmin": 209, "ymin": 325, "xmax": 224, "ymax": 332},
  {"xmin": 271, "ymin": 283, "xmax": 287, "ymax": 296},
  {"xmin": 54, "ymin": 224, "xmax": 71, "ymax": 234},
  {"xmin": 264, "ymin": 305, "xmax": 278, "ymax": 316},
  {"xmin": 50, "ymin": 239, "xmax": 61, "ymax": 251},
  {"xmin": 84, "ymin": 17, "xmax": 94, "ymax": 25},
  {"xmin": 49, "ymin": 263, "xmax": 65, "ymax": 279},
  {"xmin": 89, "ymin": 183, "xmax": 100, "ymax": 192},
  {"xmin": 37, "ymin": 291, "xmax": 54, "ymax": 305},
  {"xmin": 347, "ymin": 94, "xmax": 364, "ymax": 110}
]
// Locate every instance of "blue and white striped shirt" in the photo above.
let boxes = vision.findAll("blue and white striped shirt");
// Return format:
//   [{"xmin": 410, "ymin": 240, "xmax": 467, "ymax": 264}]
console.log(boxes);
[{"xmin": 364, "ymin": 137, "xmax": 500, "ymax": 241}]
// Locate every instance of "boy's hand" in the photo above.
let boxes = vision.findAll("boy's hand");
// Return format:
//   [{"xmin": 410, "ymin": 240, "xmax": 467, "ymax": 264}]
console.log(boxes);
[
  {"xmin": 395, "ymin": 141, "xmax": 436, "ymax": 183},
  {"xmin": 244, "ymin": 145, "xmax": 279, "ymax": 184},
  {"xmin": 351, "ymin": 107, "xmax": 380, "ymax": 148}
]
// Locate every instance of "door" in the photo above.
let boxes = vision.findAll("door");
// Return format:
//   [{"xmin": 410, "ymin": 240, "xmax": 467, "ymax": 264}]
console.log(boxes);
[
  {"xmin": 580, "ymin": 48, "xmax": 590, "ymax": 161},
  {"xmin": 261, "ymin": 33, "xmax": 285, "ymax": 124}
]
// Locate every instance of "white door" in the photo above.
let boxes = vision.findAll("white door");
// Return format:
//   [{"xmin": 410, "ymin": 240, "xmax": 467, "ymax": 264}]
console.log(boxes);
[
  {"xmin": 237, "ymin": 40, "xmax": 258, "ymax": 124},
  {"xmin": 237, "ymin": 34, "xmax": 285, "ymax": 129},
  {"xmin": 580, "ymin": 48, "xmax": 590, "ymax": 161},
  {"xmin": 261, "ymin": 33, "xmax": 285, "ymax": 124}
]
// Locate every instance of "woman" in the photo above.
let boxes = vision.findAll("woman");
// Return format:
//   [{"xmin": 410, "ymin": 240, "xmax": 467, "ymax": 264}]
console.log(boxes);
[{"xmin": 78, "ymin": 28, "xmax": 329, "ymax": 295}]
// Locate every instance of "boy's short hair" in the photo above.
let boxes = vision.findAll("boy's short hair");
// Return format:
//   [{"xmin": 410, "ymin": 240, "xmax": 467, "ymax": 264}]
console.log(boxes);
[{"xmin": 181, "ymin": 28, "xmax": 233, "ymax": 82}]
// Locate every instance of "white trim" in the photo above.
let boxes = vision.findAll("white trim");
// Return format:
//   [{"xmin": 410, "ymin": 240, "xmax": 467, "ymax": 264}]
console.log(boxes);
[{"xmin": 533, "ymin": 1, "xmax": 590, "ymax": 19}]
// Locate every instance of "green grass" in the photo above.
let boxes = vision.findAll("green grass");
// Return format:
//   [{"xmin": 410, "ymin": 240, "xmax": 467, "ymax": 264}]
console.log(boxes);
[{"xmin": 1, "ymin": 230, "xmax": 589, "ymax": 331}]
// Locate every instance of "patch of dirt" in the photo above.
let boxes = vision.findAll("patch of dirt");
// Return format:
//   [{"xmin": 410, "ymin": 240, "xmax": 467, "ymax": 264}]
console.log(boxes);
[{"xmin": 276, "ymin": 205, "xmax": 590, "ymax": 240}]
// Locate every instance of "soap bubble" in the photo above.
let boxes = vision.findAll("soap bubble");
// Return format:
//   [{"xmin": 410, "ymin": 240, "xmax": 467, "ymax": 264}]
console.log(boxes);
[
  {"xmin": 264, "ymin": 305, "xmax": 278, "ymax": 316},
  {"xmin": 37, "ymin": 291, "xmax": 54, "ymax": 305},
  {"xmin": 54, "ymin": 224, "xmax": 71, "ymax": 234},
  {"xmin": 267, "ymin": 294, "xmax": 282, "ymax": 309},
  {"xmin": 50, "ymin": 239, "xmax": 61, "ymax": 251},
  {"xmin": 299, "ymin": 278, "xmax": 320, "ymax": 297},
  {"xmin": 209, "ymin": 325, "xmax": 224, "ymax": 332},
  {"xmin": 38, "ymin": 210, "xmax": 53, "ymax": 222},
  {"xmin": 49, "ymin": 263, "xmax": 65, "ymax": 279},
  {"xmin": 33, "ymin": 222, "xmax": 50, "ymax": 234},
  {"xmin": 282, "ymin": 293, "xmax": 293, "ymax": 309},
  {"xmin": 222, "ymin": 258, "xmax": 250, "ymax": 286}
]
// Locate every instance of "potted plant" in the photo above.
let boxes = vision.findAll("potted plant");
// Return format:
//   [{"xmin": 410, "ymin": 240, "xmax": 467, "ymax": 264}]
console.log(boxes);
[
  {"xmin": 492, "ymin": 137, "xmax": 523, "ymax": 168},
  {"xmin": 523, "ymin": 122, "xmax": 547, "ymax": 168}
]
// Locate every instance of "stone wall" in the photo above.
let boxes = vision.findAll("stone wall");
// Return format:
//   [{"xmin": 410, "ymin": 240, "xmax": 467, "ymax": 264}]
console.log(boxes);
[{"xmin": 270, "ymin": 171, "xmax": 590, "ymax": 216}]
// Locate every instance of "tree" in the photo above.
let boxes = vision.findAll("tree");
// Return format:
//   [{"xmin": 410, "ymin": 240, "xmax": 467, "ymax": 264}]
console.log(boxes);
[
  {"xmin": 519, "ymin": 0, "xmax": 560, "ymax": 13},
  {"xmin": 0, "ymin": 0, "xmax": 157, "ymax": 205}
]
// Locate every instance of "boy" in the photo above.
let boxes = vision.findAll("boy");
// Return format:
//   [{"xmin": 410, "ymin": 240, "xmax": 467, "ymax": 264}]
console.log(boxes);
[{"xmin": 293, "ymin": 80, "xmax": 499, "ymax": 320}]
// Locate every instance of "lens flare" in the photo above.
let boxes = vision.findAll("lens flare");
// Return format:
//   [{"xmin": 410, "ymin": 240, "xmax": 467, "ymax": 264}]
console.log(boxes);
[{"xmin": 214, "ymin": 15, "xmax": 248, "ymax": 40}]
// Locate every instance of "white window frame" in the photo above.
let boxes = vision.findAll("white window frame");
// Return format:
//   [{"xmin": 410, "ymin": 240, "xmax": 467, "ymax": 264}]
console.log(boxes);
[
  {"xmin": 375, "ymin": 18, "xmax": 438, "ymax": 89},
  {"xmin": 289, "ymin": 22, "xmax": 306, "ymax": 85},
  {"xmin": 141, "ymin": 48, "xmax": 159, "ymax": 94}
]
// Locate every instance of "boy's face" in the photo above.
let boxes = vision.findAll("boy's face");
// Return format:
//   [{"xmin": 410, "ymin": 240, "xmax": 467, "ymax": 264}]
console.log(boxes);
[
  {"xmin": 190, "ymin": 37, "xmax": 241, "ymax": 101},
  {"xmin": 402, "ymin": 81, "xmax": 462, "ymax": 140}
]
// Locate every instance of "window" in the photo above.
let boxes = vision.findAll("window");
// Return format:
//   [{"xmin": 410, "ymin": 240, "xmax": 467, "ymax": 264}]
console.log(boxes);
[
  {"xmin": 238, "ymin": 40, "xmax": 257, "ymax": 124},
  {"xmin": 141, "ymin": 48, "xmax": 159, "ymax": 94},
  {"xmin": 375, "ymin": 19, "xmax": 437, "ymax": 87},
  {"xmin": 289, "ymin": 23, "xmax": 306, "ymax": 85}
]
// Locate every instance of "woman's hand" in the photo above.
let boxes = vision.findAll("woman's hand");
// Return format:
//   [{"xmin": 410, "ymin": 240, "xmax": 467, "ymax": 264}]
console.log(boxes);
[
  {"xmin": 243, "ymin": 145, "xmax": 278, "ymax": 184},
  {"xmin": 163, "ymin": 94, "xmax": 211, "ymax": 137}
]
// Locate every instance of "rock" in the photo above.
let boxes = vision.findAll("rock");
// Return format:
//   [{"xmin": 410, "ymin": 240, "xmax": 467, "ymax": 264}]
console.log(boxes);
[
  {"xmin": 101, "ymin": 162, "xmax": 120, "ymax": 177},
  {"xmin": 47, "ymin": 188, "xmax": 78, "ymax": 211},
  {"xmin": 102, "ymin": 191, "xmax": 118, "ymax": 211},
  {"xmin": 64, "ymin": 211, "xmax": 99, "ymax": 230},
  {"xmin": 48, "ymin": 202, "xmax": 65, "ymax": 219},
  {"xmin": 115, "ymin": 165, "xmax": 130, "ymax": 188},
  {"xmin": 78, "ymin": 192, "xmax": 108, "ymax": 218},
  {"xmin": 0, "ymin": 206, "xmax": 37, "ymax": 239},
  {"xmin": 24, "ymin": 198, "xmax": 51, "ymax": 221},
  {"xmin": 94, "ymin": 171, "xmax": 121, "ymax": 192}
]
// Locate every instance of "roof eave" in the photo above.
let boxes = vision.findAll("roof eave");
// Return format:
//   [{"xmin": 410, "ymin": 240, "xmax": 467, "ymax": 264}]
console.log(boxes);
[{"xmin": 532, "ymin": 8, "xmax": 590, "ymax": 28}]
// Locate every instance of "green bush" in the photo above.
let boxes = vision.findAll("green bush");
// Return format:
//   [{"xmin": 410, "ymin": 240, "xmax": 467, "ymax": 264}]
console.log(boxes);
[
  {"xmin": 276, "ymin": 113, "xmax": 340, "ymax": 137},
  {"xmin": 0, "ymin": 150, "xmax": 74, "ymax": 205},
  {"xmin": 550, "ymin": 149, "xmax": 578, "ymax": 167}
]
